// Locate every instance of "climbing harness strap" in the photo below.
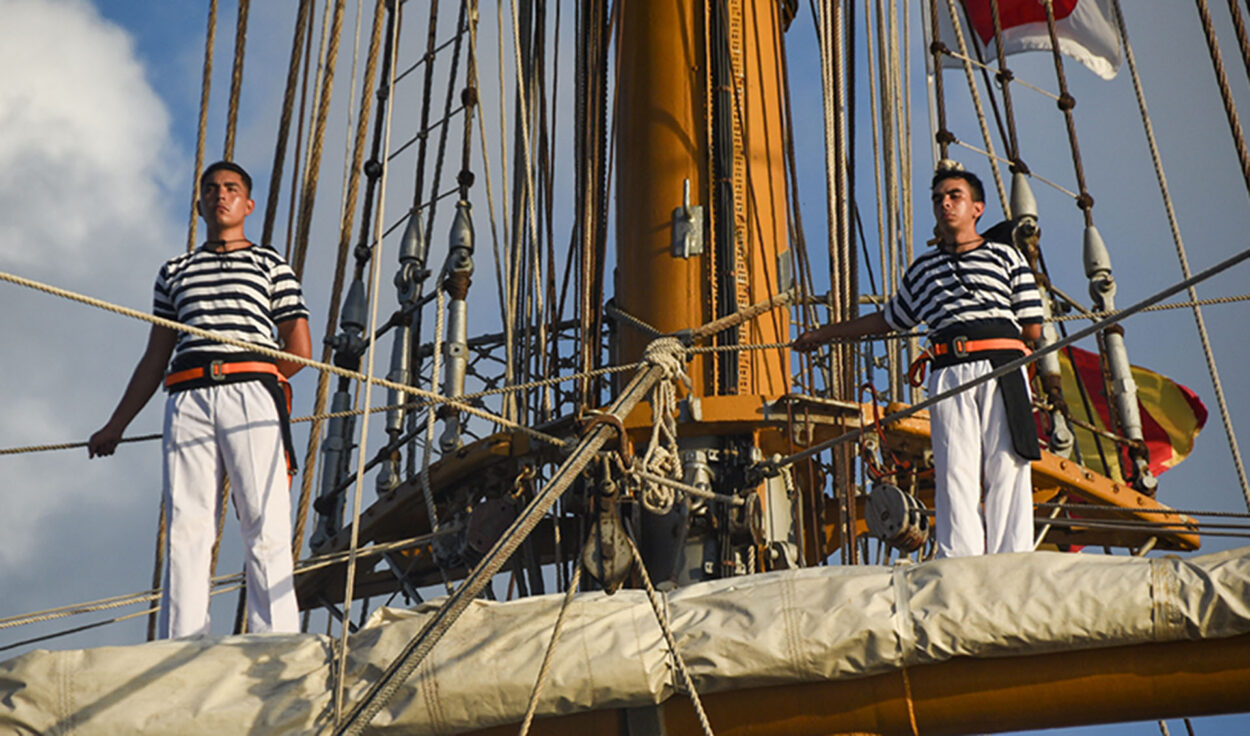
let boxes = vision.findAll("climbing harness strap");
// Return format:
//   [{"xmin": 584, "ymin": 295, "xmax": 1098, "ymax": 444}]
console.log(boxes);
[{"xmin": 908, "ymin": 334, "xmax": 1041, "ymax": 461}]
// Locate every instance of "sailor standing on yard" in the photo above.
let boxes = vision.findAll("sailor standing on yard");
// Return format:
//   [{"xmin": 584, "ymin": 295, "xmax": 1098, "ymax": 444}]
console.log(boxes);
[
  {"xmin": 795, "ymin": 168, "xmax": 1044, "ymax": 557},
  {"xmin": 88, "ymin": 161, "xmax": 311, "ymax": 636}
]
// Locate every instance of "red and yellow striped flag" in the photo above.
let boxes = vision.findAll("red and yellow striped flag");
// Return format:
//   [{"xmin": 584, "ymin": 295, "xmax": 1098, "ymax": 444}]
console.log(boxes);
[{"xmin": 1043, "ymin": 346, "xmax": 1208, "ymax": 481}]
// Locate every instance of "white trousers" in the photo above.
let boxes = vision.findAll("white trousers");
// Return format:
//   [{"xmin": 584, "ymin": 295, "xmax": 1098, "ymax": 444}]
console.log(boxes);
[
  {"xmin": 929, "ymin": 360, "xmax": 1035, "ymax": 558},
  {"xmin": 159, "ymin": 381, "xmax": 299, "ymax": 638}
]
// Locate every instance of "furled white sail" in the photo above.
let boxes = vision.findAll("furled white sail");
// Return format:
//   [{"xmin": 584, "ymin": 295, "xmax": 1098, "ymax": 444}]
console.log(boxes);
[{"xmin": 3, "ymin": 547, "xmax": 1248, "ymax": 734}]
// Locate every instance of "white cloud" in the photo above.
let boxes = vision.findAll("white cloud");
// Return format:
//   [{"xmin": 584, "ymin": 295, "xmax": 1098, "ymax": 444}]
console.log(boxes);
[
  {"xmin": 0, "ymin": 0, "xmax": 179, "ymax": 281},
  {"xmin": 0, "ymin": 0, "xmax": 181, "ymax": 601}
]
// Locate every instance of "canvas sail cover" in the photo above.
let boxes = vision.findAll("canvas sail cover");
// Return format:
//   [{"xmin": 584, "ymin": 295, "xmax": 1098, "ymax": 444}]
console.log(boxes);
[{"xmin": 3, "ymin": 546, "xmax": 1249, "ymax": 734}]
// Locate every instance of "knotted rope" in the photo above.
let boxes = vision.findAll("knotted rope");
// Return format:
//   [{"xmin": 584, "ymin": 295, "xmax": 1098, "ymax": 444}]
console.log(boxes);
[{"xmin": 638, "ymin": 338, "xmax": 692, "ymax": 514}]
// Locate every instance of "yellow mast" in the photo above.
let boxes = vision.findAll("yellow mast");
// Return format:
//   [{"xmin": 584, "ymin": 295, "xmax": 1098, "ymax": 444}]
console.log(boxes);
[{"xmin": 615, "ymin": 0, "xmax": 791, "ymax": 398}]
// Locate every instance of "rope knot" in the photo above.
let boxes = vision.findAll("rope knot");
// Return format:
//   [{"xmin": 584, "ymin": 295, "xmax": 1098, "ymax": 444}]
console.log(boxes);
[
  {"xmin": 636, "ymin": 337, "xmax": 692, "ymax": 515},
  {"xmin": 643, "ymin": 337, "xmax": 688, "ymax": 381},
  {"xmin": 637, "ymin": 448, "xmax": 680, "ymax": 515}
]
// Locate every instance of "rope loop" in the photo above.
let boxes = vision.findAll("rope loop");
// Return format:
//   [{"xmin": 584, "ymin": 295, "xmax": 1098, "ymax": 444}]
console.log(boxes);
[{"xmin": 638, "ymin": 448, "xmax": 680, "ymax": 515}]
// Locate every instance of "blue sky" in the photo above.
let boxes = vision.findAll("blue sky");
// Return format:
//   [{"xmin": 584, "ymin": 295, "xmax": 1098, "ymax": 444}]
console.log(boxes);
[{"xmin": 0, "ymin": 0, "xmax": 1247, "ymax": 733}]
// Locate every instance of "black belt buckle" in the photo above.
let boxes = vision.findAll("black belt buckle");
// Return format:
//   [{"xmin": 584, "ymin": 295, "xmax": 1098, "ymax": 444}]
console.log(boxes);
[
  {"xmin": 209, "ymin": 359, "xmax": 227, "ymax": 381},
  {"xmin": 950, "ymin": 336, "xmax": 968, "ymax": 358}
]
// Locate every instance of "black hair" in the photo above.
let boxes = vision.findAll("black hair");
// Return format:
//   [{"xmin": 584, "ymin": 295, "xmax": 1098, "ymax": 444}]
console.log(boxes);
[
  {"xmin": 200, "ymin": 161, "xmax": 253, "ymax": 196},
  {"xmin": 930, "ymin": 169, "xmax": 985, "ymax": 203}
]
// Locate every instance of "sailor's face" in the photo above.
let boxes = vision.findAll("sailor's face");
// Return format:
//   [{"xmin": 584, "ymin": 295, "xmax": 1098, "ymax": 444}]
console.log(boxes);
[
  {"xmin": 198, "ymin": 170, "xmax": 255, "ymax": 229},
  {"xmin": 931, "ymin": 178, "xmax": 984, "ymax": 238}
]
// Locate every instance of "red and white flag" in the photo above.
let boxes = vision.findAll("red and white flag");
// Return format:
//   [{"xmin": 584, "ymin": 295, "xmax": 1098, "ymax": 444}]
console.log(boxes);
[{"xmin": 940, "ymin": 0, "xmax": 1123, "ymax": 80}]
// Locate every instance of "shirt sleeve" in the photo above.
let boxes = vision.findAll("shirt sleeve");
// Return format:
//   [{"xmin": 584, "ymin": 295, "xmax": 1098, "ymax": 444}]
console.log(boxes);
[
  {"xmin": 153, "ymin": 264, "xmax": 175, "ymax": 320},
  {"xmin": 882, "ymin": 263, "xmax": 921, "ymax": 332},
  {"xmin": 270, "ymin": 259, "xmax": 310, "ymax": 324},
  {"xmin": 1008, "ymin": 249, "xmax": 1044, "ymax": 325}
]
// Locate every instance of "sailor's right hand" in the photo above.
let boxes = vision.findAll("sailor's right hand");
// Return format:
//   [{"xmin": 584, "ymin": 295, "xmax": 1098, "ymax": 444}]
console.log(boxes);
[
  {"xmin": 88, "ymin": 424, "xmax": 123, "ymax": 458},
  {"xmin": 793, "ymin": 324, "xmax": 836, "ymax": 353}
]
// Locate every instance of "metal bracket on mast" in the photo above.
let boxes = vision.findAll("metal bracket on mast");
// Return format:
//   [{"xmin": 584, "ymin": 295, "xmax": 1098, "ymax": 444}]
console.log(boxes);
[{"xmin": 671, "ymin": 178, "xmax": 704, "ymax": 258}]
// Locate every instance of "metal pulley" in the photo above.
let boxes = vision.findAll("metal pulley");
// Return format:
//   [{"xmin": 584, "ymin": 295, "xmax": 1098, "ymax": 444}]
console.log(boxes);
[
  {"xmin": 865, "ymin": 483, "xmax": 930, "ymax": 553},
  {"xmin": 582, "ymin": 498, "xmax": 634, "ymax": 594},
  {"xmin": 581, "ymin": 459, "xmax": 635, "ymax": 593},
  {"xmin": 728, "ymin": 492, "xmax": 763, "ymax": 546}
]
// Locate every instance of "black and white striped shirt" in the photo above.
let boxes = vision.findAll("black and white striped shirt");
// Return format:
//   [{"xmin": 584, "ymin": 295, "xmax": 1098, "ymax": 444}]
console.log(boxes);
[
  {"xmin": 883, "ymin": 240, "xmax": 1043, "ymax": 336},
  {"xmin": 153, "ymin": 244, "xmax": 309, "ymax": 368}
]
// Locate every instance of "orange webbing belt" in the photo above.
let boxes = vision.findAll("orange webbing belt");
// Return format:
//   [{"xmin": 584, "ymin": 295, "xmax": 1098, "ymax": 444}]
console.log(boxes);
[
  {"xmin": 164, "ymin": 360, "xmax": 282, "ymax": 388},
  {"xmin": 907, "ymin": 337, "xmax": 1030, "ymax": 387}
]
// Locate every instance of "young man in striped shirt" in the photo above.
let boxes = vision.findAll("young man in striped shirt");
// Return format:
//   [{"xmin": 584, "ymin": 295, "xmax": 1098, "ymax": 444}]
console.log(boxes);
[
  {"xmin": 795, "ymin": 169, "xmax": 1044, "ymax": 558},
  {"xmin": 88, "ymin": 161, "xmax": 312, "ymax": 636}
]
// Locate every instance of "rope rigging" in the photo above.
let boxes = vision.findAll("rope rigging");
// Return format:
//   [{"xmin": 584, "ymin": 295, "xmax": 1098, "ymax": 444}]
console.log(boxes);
[
  {"xmin": 186, "ymin": 0, "xmax": 217, "ymax": 252},
  {"xmin": 942, "ymin": 0, "xmax": 1008, "ymax": 211},
  {"xmin": 6, "ymin": 283, "xmax": 1249, "ymax": 461},
  {"xmin": 0, "ymin": 269, "xmax": 568, "ymax": 449},
  {"xmin": 298, "ymin": 0, "xmax": 386, "ymax": 559},
  {"xmin": 222, "ymin": 0, "xmax": 250, "ymax": 161},
  {"xmin": 1190, "ymin": 0, "xmax": 1250, "ymax": 511},
  {"xmin": 261, "ymin": 0, "xmax": 314, "ymax": 248},
  {"xmin": 289, "ymin": 0, "xmax": 347, "ymax": 279},
  {"xmin": 516, "ymin": 560, "xmax": 584, "ymax": 736},
  {"xmin": 333, "ymin": 4, "xmax": 412, "ymax": 718},
  {"xmin": 0, "ymin": 529, "xmax": 459, "ymax": 654},
  {"xmin": 623, "ymin": 528, "xmax": 718, "ymax": 736}
]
